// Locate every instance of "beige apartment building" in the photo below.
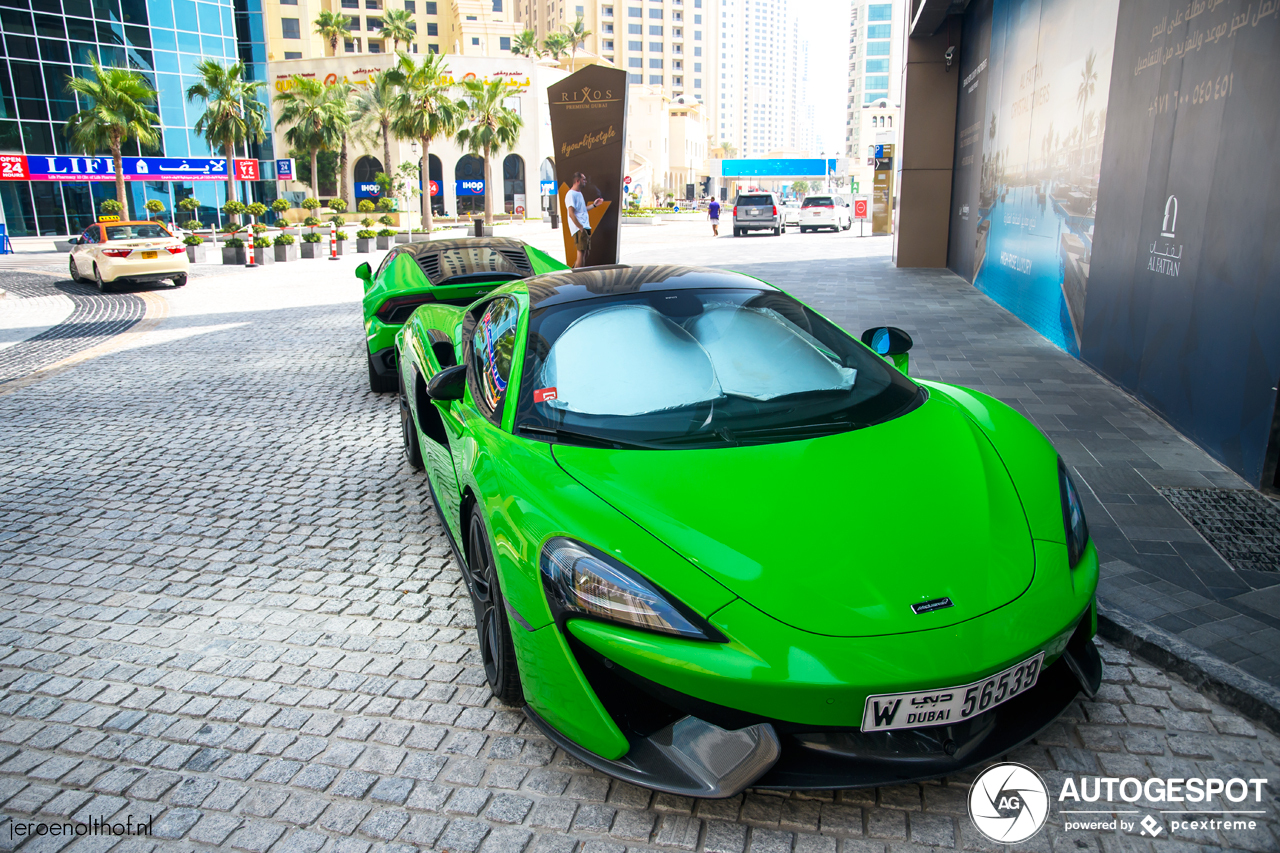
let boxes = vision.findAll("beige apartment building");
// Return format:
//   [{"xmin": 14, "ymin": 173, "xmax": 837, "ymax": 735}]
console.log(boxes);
[{"xmin": 261, "ymin": 0, "xmax": 522, "ymax": 62}]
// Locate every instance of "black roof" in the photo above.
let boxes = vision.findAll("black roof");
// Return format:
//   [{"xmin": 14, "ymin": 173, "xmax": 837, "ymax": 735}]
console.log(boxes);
[{"xmin": 526, "ymin": 264, "xmax": 777, "ymax": 308}]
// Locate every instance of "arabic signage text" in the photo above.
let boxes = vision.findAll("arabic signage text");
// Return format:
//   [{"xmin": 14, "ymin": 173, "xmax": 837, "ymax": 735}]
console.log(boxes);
[{"xmin": 234, "ymin": 159, "xmax": 260, "ymax": 181}]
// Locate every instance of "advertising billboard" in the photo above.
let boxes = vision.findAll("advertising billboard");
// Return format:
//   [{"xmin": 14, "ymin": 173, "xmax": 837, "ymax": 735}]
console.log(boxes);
[{"xmin": 8, "ymin": 156, "xmax": 230, "ymax": 181}]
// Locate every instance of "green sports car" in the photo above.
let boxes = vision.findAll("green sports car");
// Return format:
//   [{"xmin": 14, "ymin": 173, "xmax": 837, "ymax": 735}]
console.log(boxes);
[
  {"xmin": 358, "ymin": 237, "xmax": 567, "ymax": 393},
  {"xmin": 394, "ymin": 264, "xmax": 1101, "ymax": 796}
]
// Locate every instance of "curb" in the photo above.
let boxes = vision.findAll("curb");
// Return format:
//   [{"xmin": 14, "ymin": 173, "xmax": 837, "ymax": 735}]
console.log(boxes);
[{"xmin": 1096, "ymin": 598, "xmax": 1280, "ymax": 735}]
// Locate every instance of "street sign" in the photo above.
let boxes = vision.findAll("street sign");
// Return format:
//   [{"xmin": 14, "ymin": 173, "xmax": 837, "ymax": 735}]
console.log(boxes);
[
  {"xmin": 456, "ymin": 179, "xmax": 485, "ymax": 196},
  {"xmin": 0, "ymin": 155, "xmax": 28, "ymax": 180},
  {"xmin": 233, "ymin": 159, "xmax": 259, "ymax": 181},
  {"xmin": 355, "ymin": 182, "xmax": 382, "ymax": 199},
  {"xmin": 275, "ymin": 158, "xmax": 296, "ymax": 180},
  {"xmin": 539, "ymin": 180, "xmax": 557, "ymax": 196},
  {"xmin": 624, "ymin": 175, "xmax": 632, "ymax": 185},
  {"xmin": 854, "ymin": 199, "xmax": 869, "ymax": 219},
  {"xmin": 851, "ymin": 181, "xmax": 860, "ymax": 193},
  {"xmin": 428, "ymin": 180, "xmax": 440, "ymax": 196}
]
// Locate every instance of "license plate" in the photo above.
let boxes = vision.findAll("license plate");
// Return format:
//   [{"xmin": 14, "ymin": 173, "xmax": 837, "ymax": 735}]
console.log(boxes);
[
  {"xmin": 141, "ymin": 251, "xmax": 157, "ymax": 259},
  {"xmin": 861, "ymin": 653, "xmax": 1044, "ymax": 732},
  {"xmin": 812, "ymin": 211, "xmax": 822, "ymax": 217}
]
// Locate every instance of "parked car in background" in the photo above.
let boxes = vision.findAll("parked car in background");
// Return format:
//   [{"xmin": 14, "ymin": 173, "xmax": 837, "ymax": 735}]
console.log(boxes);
[
  {"xmin": 733, "ymin": 192, "xmax": 785, "ymax": 236},
  {"xmin": 68, "ymin": 221, "xmax": 188, "ymax": 292},
  {"xmin": 799, "ymin": 195, "xmax": 853, "ymax": 233},
  {"xmin": 782, "ymin": 202, "xmax": 802, "ymax": 226}
]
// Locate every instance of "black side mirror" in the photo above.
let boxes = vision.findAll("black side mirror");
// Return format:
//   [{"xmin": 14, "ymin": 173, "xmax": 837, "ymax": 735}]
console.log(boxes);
[
  {"xmin": 67, "ymin": 236, "xmax": 80, "ymax": 245},
  {"xmin": 861, "ymin": 326, "xmax": 913, "ymax": 356},
  {"xmin": 426, "ymin": 364, "xmax": 467, "ymax": 401},
  {"xmin": 355, "ymin": 261, "xmax": 372, "ymax": 282}
]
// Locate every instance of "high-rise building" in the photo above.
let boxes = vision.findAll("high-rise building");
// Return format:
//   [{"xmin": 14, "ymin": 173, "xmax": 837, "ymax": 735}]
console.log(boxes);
[
  {"xmin": 715, "ymin": 0, "xmax": 800, "ymax": 160},
  {"xmin": 0, "ymin": 0, "xmax": 270, "ymax": 237},
  {"xmin": 260, "ymin": 0, "xmax": 521, "ymax": 61},
  {"xmin": 845, "ymin": 0, "xmax": 902, "ymax": 193}
]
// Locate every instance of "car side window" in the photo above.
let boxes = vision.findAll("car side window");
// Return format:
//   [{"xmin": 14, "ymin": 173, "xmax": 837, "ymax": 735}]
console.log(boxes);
[
  {"xmin": 80, "ymin": 227, "xmax": 96, "ymax": 244},
  {"xmin": 466, "ymin": 296, "xmax": 520, "ymax": 425},
  {"xmin": 375, "ymin": 249, "xmax": 399, "ymax": 279}
]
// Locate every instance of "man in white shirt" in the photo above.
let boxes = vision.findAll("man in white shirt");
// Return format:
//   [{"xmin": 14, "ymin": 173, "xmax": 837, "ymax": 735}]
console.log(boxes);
[{"xmin": 565, "ymin": 171, "xmax": 602, "ymax": 268}]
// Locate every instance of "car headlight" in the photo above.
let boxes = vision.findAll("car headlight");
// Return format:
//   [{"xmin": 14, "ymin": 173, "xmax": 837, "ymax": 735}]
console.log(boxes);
[
  {"xmin": 1059, "ymin": 459, "xmax": 1090, "ymax": 568},
  {"xmin": 540, "ymin": 537, "xmax": 721, "ymax": 640}
]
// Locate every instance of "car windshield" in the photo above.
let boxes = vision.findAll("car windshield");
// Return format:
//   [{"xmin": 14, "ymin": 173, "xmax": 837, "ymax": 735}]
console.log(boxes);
[
  {"xmin": 802, "ymin": 197, "xmax": 835, "ymax": 207},
  {"xmin": 105, "ymin": 224, "xmax": 171, "ymax": 240},
  {"xmin": 514, "ymin": 287, "xmax": 921, "ymax": 449},
  {"xmin": 737, "ymin": 195, "xmax": 771, "ymax": 206}
]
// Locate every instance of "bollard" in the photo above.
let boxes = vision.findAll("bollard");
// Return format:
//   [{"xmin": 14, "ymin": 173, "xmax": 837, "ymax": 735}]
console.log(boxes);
[
  {"xmin": 329, "ymin": 224, "xmax": 339, "ymax": 260},
  {"xmin": 474, "ymin": 217, "xmax": 485, "ymax": 238},
  {"xmin": 244, "ymin": 234, "xmax": 256, "ymax": 268},
  {"xmin": 550, "ymin": 210, "xmax": 559, "ymax": 230}
]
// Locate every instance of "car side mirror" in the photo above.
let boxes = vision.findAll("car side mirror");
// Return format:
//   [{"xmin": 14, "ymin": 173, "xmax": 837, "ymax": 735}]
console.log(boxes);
[
  {"xmin": 68, "ymin": 236, "xmax": 80, "ymax": 245},
  {"xmin": 861, "ymin": 326, "xmax": 913, "ymax": 355},
  {"xmin": 426, "ymin": 364, "xmax": 467, "ymax": 401},
  {"xmin": 355, "ymin": 261, "xmax": 372, "ymax": 284}
]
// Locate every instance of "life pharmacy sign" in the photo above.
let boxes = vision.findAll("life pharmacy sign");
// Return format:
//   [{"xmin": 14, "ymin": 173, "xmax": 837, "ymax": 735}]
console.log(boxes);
[
  {"xmin": 1058, "ymin": 775, "xmax": 1270, "ymax": 841},
  {"xmin": 0, "ymin": 155, "xmax": 230, "ymax": 181}
]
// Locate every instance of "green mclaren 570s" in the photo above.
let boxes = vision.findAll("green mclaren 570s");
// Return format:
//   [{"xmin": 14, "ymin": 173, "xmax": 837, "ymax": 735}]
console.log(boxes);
[{"xmin": 389, "ymin": 263, "xmax": 1101, "ymax": 797}]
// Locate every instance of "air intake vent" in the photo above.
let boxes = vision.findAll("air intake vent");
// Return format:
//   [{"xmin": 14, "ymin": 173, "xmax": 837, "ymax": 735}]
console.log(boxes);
[
  {"xmin": 418, "ymin": 253, "xmax": 442, "ymax": 281},
  {"xmin": 497, "ymin": 248, "xmax": 533, "ymax": 274}
]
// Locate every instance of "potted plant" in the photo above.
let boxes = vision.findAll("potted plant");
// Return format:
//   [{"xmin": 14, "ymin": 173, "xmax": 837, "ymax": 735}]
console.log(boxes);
[
  {"xmin": 251, "ymin": 223, "xmax": 269, "ymax": 237},
  {"xmin": 302, "ymin": 197, "xmax": 321, "ymax": 215},
  {"xmin": 222, "ymin": 200, "xmax": 246, "ymax": 226},
  {"xmin": 252, "ymin": 235, "xmax": 273, "ymax": 265},
  {"xmin": 247, "ymin": 202, "xmax": 268, "ymax": 223},
  {"xmin": 334, "ymin": 230, "xmax": 349, "ymax": 255},
  {"xmin": 183, "ymin": 233, "xmax": 206, "ymax": 263},
  {"xmin": 221, "ymin": 235, "xmax": 247, "ymax": 265},
  {"xmin": 357, "ymin": 199, "xmax": 375, "ymax": 214},
  {"xmin": 271, "ymin": 197, "xmax": 289, "ymax": 223},
  {"xmin": 272, "ymin": 232, "xmax": 297, "ymax": 262},
  {"xmin": 330, "ymin": 198, "xmax": 348, "ymax": 214},
  {"xmin": 144, "ymin": 198, "xmax": 165, "ymax": 221},
  {"xmin": 300, "ymin": 230, "xmax": 324, "ymax": 259},
  {"xmin": 356, "ymin": 228, "xmax": 377, "ymax": 253},
  {"xmin": 376, "ymin": 228, "xmax": 396, "ymax": 250}
]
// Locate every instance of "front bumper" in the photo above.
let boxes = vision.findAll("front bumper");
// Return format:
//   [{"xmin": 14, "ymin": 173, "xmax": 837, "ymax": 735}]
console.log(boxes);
[{"xmin": 529, "ymin": 612, "xmax": 1100, "ymax": 797}]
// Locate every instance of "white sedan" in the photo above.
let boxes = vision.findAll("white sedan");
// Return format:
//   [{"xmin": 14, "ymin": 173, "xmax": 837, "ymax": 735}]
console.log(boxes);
[
  {"xmin": 782, "ymin": 203, "xmax": 802, "ymax": 225},
  {"xmin": 799, "ymin": 196, "xmax": 853, "ymax": 232},
  {"xmin": 69, "ymin": 220, "xmax": 189, "ymax": 292}
]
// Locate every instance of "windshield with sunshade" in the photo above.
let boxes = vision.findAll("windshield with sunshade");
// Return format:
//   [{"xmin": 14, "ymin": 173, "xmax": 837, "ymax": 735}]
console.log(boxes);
[{"xmin": 515, "ymin": 287, "xmax": 921, "ymax": 448}]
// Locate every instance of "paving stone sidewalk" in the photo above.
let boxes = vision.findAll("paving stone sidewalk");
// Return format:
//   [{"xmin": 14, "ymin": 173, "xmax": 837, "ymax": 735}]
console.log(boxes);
[{"xmin": 0, "ymin": 239, "xmax": 1275, "ymax": 853}]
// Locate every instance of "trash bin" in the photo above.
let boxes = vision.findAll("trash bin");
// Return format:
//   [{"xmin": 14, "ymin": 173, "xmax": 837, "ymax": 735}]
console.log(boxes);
[
  {"xmin": 473, "ymin": 217, "xmax": 484, "ymax": 237},
  {"xmin": 550, "ymin": 210, "xmax": 559, "ymax": 229}
]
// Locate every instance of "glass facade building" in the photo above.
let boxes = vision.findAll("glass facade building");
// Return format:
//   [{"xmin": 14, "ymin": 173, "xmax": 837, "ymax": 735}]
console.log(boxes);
[{"xmin": 0, "ymin": 0, "xmax": 272, "ymax": 236}]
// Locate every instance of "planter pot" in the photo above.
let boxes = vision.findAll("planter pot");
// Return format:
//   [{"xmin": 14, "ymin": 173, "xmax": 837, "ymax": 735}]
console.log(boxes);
[
  {"xmin": 251, "ymin": 246, "xmax": 274, "ymax": 265},
  {"xmin": 335, "ymin": 240, "xmax": 348, "ymax": 255},
  {"xmin": 273, "ymin": 243, "xmax": 298, "ymax": 262},
  {"xmin": 376, "ymin": 236, "xmax": 393, "ymax": 250},
  {"xmin": 394, "ymin": 232, "xmax": 413, "ymax": 244},
  {"xmin": 185, "ymin": 244, "xmax": 207, "ymax": 263},
  {"xmin": 221, "ymin": 246, "xmax": 247, "ymax": 265},
  {"xmin": 357, "ymin": 238, "xmax": 373, "ymax": 253},
  {"xmin": 300, "ymin": 241, "xmax": 324, "ymax": 258}
]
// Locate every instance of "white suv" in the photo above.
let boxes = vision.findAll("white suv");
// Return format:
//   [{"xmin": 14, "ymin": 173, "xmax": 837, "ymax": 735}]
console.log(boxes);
[{"xmin": 799, "ymin": 196, "xmax": 852, "ymax": 233}]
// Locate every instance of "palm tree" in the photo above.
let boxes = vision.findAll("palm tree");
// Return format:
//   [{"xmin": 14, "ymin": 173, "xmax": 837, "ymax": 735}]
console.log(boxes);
[
  {"xmin": 314, "ymin": 10, "xmax": 352, "ymax": 57},
  {"xmin": 542, "ymin": 32, "xmax": 571, "ymax": 63},
  {"xmin": 186, "ymin": 59, "xmax": 267, "ymax": 224},
  {"xmin": 381, "ymin": 9, "xmax": 416, "ymax": 54},
  {"xmin": 715, "ymin": 141, "xmax": 737, "ymax": 159},
  {"xmin": 64, "ymin": 56, "xmax": 160, "ymax": 213},
  {"xmin": 1076, "ymin": 49, "xmax": 1098, "ymax": 157},
  {"xmin": 564, "ymin": 17, "xmax": 592, "ymax": 70},
  {"xmin": 352, "ymin": 70, "xmax": 399, "ymax": 195},
  {"xmin": 389, "ymin": 51, "xmax": 464, "ymax": 235},
  {"xmin": 455, "ymin": 77, "xmax": 524, "ymax": 226},
  {"xmin": 274, "ymin": 76, "xmax": 348, "ymax": 199},
  {"xmin": 512, "ymin": 29, "xmax": 542, "ymax": 58},
  {"xmin": 333, "ymin": 79, "xmax": 356, "ymax": 206}
]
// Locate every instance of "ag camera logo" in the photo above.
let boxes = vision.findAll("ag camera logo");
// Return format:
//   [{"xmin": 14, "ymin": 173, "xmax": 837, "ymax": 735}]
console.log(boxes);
[{"xmin": 969, "ymin": 763, "xmax": 1050, "ymax": 844}]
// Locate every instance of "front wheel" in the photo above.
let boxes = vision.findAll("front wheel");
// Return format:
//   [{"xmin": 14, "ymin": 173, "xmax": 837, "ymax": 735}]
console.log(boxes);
[
  {"xmin": 69, "ymin": 257, "xmax": 84, "ymax": 283},
  {"xmin": 368, "ymin": 352, "xmax": 396, "ymax": 394},
  {"xmin": 94, "ymin": 265, "xmax": 110, "ymax": 293},
  {"xmin": 800, "ymin": 226, "xmax": 810, "ymax": 234},
  {"xmin": 466, "ymin": 505, "xmax": 524, "ymax": 705}
]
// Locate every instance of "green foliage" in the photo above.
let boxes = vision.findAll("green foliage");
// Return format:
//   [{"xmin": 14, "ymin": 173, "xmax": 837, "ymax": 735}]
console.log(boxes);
[
  {"xmin": 378, "ymin": 214, "xmax": 395, "ymax": 226},
  {"xmin": 381, "ymin": 8, "xmax": 416, "ymax": 51},
  {"xmin": 376, "ymin": 197, "xmax": 394, "ymax": 212},
  {"xmin": 511, "ymin": 29, "xmax": 543, "ymax": 58},
  {"xmin": 357, "ymin": 199, "xmax": 375, "ymax": 213},
  {"xmin": 356, "ymin": 229, "xmax": 377, "ymax": 239},
  {"xmin": 360, "ymin": 217, "xmax": 375, "ymax": 228},
  {"xmin": 274, "ymin": 77, "xmax": 349, "ymax": 196},
  {"xmin": 181, "ymin": 219, "xmax": 201, "ymax": 230},
  {"xmin": 271, "ymin": 197, "xmax": 290, "ymax": 212},
  {"xmin": 251, "ymin": 223, "xmax": 268, "ymax": 234},
  {"xmin": 301, "ymin": 197, "xmax": 321, "ymax": 210},
  {"xmin": 303, "ymin": 216, "xmax": 322, "ymax": 227},
  {"xmin": 329, "ymin": 198, "xmax": 348, "ymax": 213},
  {"xmin": 335, "ymin": 230, "xmax": 349, "ymax": 240},
  {"xmin": 377, "ymin": 228, "xmax": 396, "ymax": 237},
  {"xmin": 177, "ymin": 196, "xmax": 201, "ymax": 212},
  {"xmin": 63, "ymin": 56, "xmax": 161, "ymax": 206},
  {"xmin": 302, "ymin": 232, "xmax": 322, "ymax": 243},
  {"xmin": 223, "ymin": 236, "xmax": 245, "ymax": 248},
  {"xmin": 222, "ymin": 200, "xmax": 246, "ymax": 215},
  {"xmin": 542, "ymin": 31, "xmax": 571, "ymax": 60},
  {"xmin": 273, "ymin": 232, "xmax": 296, "ymax": 245},
  {"xmin": 185, "ymin": 60, "xmax": 267, "ymax": 172},
  {"xmin": 144, "ymin": 199, "xmax": 165, "ymax": 216},
  {"xmin": 253, "ymin": 236, "xmax": 271, "ymax": 248},
  {"xmin": 247, "ymin": 202, "xmax": 268, "ymax": 217},
  {"xmin": 99, "ymin": 199, "xmax": 123, "ymax": 214},
  {"xmin": 313, "ymin": 9, "xmax": 352, "ymax": 55},
  {"xmin": 183, "ymin": 234, "xmax": 204, "ymax": 246}
]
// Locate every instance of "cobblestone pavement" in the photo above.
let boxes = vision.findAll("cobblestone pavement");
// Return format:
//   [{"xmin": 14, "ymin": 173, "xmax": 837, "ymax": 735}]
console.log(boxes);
[{"xmin": 0, "ymin": 231, "xmax": 1277, "ymax": 853}]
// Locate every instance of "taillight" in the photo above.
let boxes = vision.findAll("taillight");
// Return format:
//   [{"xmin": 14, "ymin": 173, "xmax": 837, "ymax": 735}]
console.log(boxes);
[
  {"xmin": 772, "ymin": 205, "xmax": 778, "ymax": 216},
  {"xmin": 165, "ymin": 246, "xmax": 185, "ymax": 255},
  {"xmin": 733, "ymin": 206, "xmax": 738, "ymax": 217},
  {"xmin": 102, "ymin": 249, "xmax": 131, "ymax": 258},
  {"xmin": 376, "ymin": 295, "xmax": 431, "ymax": 324}
]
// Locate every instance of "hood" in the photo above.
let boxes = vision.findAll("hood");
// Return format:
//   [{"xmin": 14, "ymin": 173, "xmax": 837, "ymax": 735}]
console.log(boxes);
[{"xmin": 552, "ymin": 397, "xmax": 1035, "ymax": 637}]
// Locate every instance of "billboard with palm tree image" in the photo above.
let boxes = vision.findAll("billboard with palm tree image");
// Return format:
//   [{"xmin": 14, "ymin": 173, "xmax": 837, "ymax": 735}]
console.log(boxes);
[{"xmin": 949, "ymin": 0, "xmax": 1120, "ymax": 357}]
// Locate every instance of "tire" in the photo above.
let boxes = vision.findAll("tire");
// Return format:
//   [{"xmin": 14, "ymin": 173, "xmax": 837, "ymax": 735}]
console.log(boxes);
[
  {"xmin": 399, "ymin": 375, "xmax": 424, "ymax": 471},
  {"xmin": 773, "ymin": 224, "xmax": 781, "ymax": 236},
  {"xmin": 368, "ymin": 352, "xmax": 396, "ymax": 394},
  {"xmin": 69, "ymin": 257, "xmax": 84, "ymax": 283},
  {"xmin": 734, "ymin": 227, "xmax": 743, "ymax": 236},
  {"xmin": 800, "ymin": 227, "xmax": 809, "ymax": 234},
  {"xmin": 171, "ymin": 274, "xmax": 187, "ymax": 288},
  {"xmin": 93, "ymin": 265, "xmax": 110, "ymax": 293},
  {"xmin": 466, "ymin": 504, "xmax": 524, "ymax": 705}
]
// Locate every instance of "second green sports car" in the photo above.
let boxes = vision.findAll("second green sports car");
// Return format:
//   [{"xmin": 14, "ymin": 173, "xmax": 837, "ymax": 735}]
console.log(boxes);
[
  {"xmin": 358, "ymin": 237, "xmax": 567, "ymax": 393},
  {"xmin": 394, "ymin": 264, "xmax": 1101, "ymax": 796}
]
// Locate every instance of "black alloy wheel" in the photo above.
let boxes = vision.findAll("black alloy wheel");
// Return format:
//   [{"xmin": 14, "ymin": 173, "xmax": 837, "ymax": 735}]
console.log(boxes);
[
  {"xmin": 93, "ymin": 265, "xmax": 110, "ymax": 293},
  {"xmin": 466, "ymin": 505, "xmax": 524, "ymax": 705},
  {"xmin": 69, "ymin": 257, "xmax": 84, "ymax": 283},
  {"xmin": 399, "ymin": 375, "xmax": 424, "ymax": 470}
]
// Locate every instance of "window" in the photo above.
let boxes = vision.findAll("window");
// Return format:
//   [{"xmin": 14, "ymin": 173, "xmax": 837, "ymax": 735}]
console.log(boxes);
[
  {"xmin": 427, "ymin": 22, "xmax": 438, "ymax": 34},
  {"xmin": 628, "ymin": 23, "xmax": 641, "ymax": 33},
  {"xmin": 604, "ymin": 6, "xmax": 614, "ymax": 16},
  {"xmin": 369, "ymin": 40, "xmax": 382, "ymax": 52},
  {"xmin": 866, "ymin": 41, "xmax": 890, "ymax": 55},
  {"xmin": 693, "ymin": 62, "xmax": 700, "ymax": 71},
  {"xmin": 284, "ymin": 50, "xmax": 302, "ymax": 58},
  {"xmin": 604, "ymin": 23, "xmax": 613, "ymax": 33},
  {"xmin": 629, "ymin": 6, "xmax": 641, "ymax": 16},
  {"xmin": 468, "ymin": 298, "xmax": 520, "ymax": 424},
  {"xmin": 576, "ymin": 4, "xmax": 584, "ymax": 14},
  {"xmin": 426, "ymin": 0, "xmax": 436, "ymax": 10},
  {"xmin": 280, "ymin": 0, "xmax": 297, "ymax": 4},
  {"xmin": 629, "ymin": 72, "xmax": 642, "ymax": 82},
  {"xmin": 281, "ymin": 17, "xmax": 300, "ymax": 38},
  {"xmin": 694, "ymin": 29, "xmax": 700, "ymax": 39},
  {"xmin": 604, "ymin": 39, "xmax": 614, "ymax": 49},
  {"xmin": 694, "ymin": 78, "xmax": 701, "ymax": 88},
  {"xmin": 349, "ymin": 15, "xmax": 361, "ymax": 29},
  {"xmin": 472, "ymin": 36, "xmax": 480, "ymax": 44},
  {"xmin": 366, "ymin": 0, "xmax": 382, "ymax": 7},
  {"xmin": 429, "ymin": 43, "xmax": 439, "ymax": 52},
  {"xmin": 864, "ymin": 58, "xmax": 888, "ymax": 72},
  {"xmin": 693, "ymin": 46, "xmax": 700, "ymax": 55},
  {"xmin": 649, "ymin": 7, "xmax": 662, "ymax": 16},
  {"xmin": 341, "ymin": 0, "xmax": 358, "ymax": 6},
  {"xmin": 500, "ymin": 36, "xmax": 511, "ymax": 49},
  {"xmin": 866, "ymin": 24, "xmax": 891, "ymax": 38},
  {"xmin": 650, "ymin": 41, "xmax": 662, "ymax": 50},
  {"xmin": 868, "ymin": 3, "xmax": 892, "ymax": 20},
  {"xmin": 649, "ymin": 24, "xmax": 662, "ymax": 34},
  {"xmin": 864, "ymin": 91, "xmax": 888, "ymax": 103},
  {"xmin": 368, "ymin": 16, "xmax": 383, "ymax": 28},
  {"xmin": 628, "ymin": 57, "xmax": 642, "ymax": 67},
  {"xmin": 865, "ymin": 75, "xmax": 889, "ymax": 89},
  {"xmin": 694, "ymin": 13, "xmax": 700, "ymax": 22},
  {"xmin": 628, "ymin": 40, "xmax": 642, "ymax": 50},
  {"xmin": 405, "ymin": 0, "xmax": 415, "ymax": 10},
  {"xmin": 673, "ymin": 75, "xmax": 681, "ymax": 84},
  {"xmin": 649, "ymin": 58, "xmax": 662, "ymax": 67},
  {"xmin": 345, "ymin": 38, "xmax": 359, "ymax": 51},
  {"xmin": 649, "ymin": 74, "xmax": 662, "ymax": 84},
  {"xmin": 493, "ymin": 0, "xmax": 504, "ymax": 10}
]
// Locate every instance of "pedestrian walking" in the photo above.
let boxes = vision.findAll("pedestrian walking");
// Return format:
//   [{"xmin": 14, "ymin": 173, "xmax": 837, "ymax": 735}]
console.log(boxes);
[
  {"xmin": 565, "ymin": 172, "xmax": 602, "ymax": 268},
  {"xmin": 708, "ymin": 198, "xmax": 721, "ymax": 236}
]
